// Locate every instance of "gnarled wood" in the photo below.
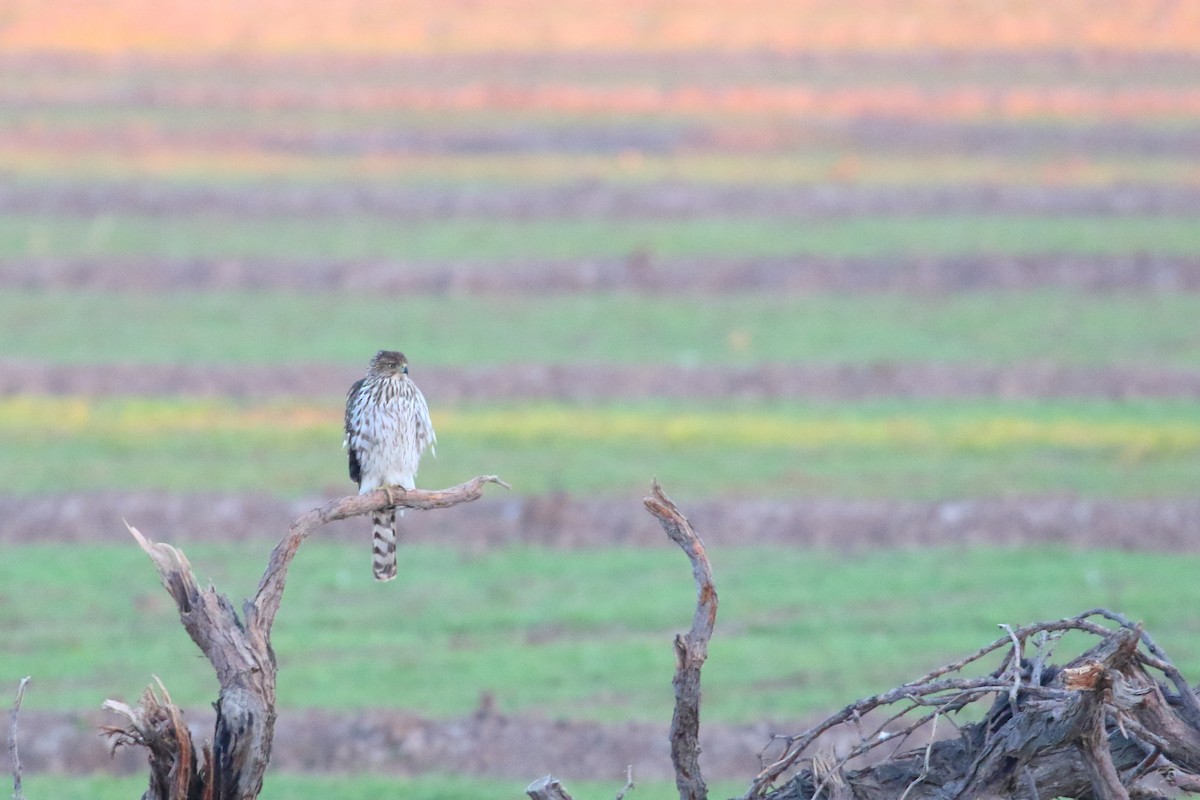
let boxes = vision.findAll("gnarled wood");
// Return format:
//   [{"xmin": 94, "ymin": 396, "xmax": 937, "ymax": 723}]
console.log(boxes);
[
  {"xmin": 102, "ymin": 679, "xmax": 204, "ymax": 800},
  {"xmin": 746, "ymin": 613, "xmax": 1200, "ymax": 800},
  {"xmin": 646, "ymin": 480, "xmax": 718, "ymax": 800},
  {"xmin": 107, "ymin": 475, "xmax": 507, "ymax": 800}
]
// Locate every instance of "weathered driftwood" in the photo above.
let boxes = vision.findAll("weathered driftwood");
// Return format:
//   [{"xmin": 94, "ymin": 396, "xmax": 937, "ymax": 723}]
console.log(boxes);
[
  {"xmin": 745, "ymin": 608, "xmax": 1200, "ymax": 800},
  {"xmin": 104, "ymin": 475, "xmax": 507, "ymax": 800}
]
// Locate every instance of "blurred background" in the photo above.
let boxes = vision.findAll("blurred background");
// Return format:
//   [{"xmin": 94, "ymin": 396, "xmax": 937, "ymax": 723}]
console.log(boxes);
[{"xmin": 2, "ymin": 1, "xmax": 1200, "ymax": 797}]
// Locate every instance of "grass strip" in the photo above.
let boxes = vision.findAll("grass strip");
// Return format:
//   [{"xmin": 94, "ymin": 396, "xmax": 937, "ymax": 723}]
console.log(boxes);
[
  {"xmin": 3, "ymin": 290, "xmax": 1199, "ymax": 368},
  {"xmin": 2, "ymin": 542, "xmax": 1198, "ymax": 723},
  {"xmin": 0, "ymin": 396, "xmax": 1197, "ymax": 497},
  {"xmin": 6, "ymin": 214, "xmax": 1200, "ymax": 261}
]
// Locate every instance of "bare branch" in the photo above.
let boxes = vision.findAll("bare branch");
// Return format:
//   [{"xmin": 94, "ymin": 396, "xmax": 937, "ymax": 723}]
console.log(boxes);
[
  {"xmin": 8, "ymin": 677, "xmax": 29, "ymax": 800},
  {"xmin": 895, "ymin": 713, "xmax": 938, "ymax": 800},
  {"xmin": 247, "ymin": 475, "xmax": 509, "ymax": 636},
  {"xmin": 999, "ymin": 623, "xmax": 1023, "ymax": 705},
  {"xmin": 615, "ymin": 765, "xmax": 636, "ymax": 800},
  {"xmin": 1081, "ymin": 608, "xmax": 1200, "ymax": 726},
  {"xmin": 645, "ymin": 480, "xmax": 717, "ymax": 800},
  {"xmin": 1163, "ymin": 766, "xmax": 1200, "ymax": 793},
  {"xmin": 112, "ymin": 475, "xmax": 506, "ymax": 800}
]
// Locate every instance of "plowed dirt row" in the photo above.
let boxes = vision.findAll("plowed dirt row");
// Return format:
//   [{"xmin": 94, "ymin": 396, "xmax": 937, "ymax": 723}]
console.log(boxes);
[
  {"xmin": 8, "ymin": 183, "xmax": 1200, "ymax": 219},
  {"xmin": 8, "ymin": 121, "xmax": 1200, "ymax": 157},
  {"xmin": 9, "ymin": 50, "xmax": 1199, "ymax": 85},
  {"xmin": 7, "ymin": 490, "xmax": 1198, "ymax": 552},
  {"xmin": 6, "ymin": 254, "xmax": 1200, "ymax": 294},
  {"xmin": 4, "ymin": 360, "xmax": 1199, "ymax": 402},
  {"xmin": 14, "ymin": 707, "xmax": 825, "ymax": 782}
]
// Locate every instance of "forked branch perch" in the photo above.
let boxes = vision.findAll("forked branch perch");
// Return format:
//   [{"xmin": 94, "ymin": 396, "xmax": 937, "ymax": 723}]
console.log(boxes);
[
  {"xmin": 646, "ymin": 480, "xmax": 718, "ymax": 800},
  {"xmin": 249, "ymin": 474, "xmax": 509, "ymax": 634},
  {"xmin": 109, "ymin": 475, "xmax": 507, "ymax": 800}
]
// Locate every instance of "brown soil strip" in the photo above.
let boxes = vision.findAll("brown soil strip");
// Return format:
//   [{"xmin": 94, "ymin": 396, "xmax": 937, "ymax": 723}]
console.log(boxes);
[
  {"xmin": 7, "ymin": 491, "xmax": 1199, "ymax": 553},
  {"xmin": 3, "ymin": 360, "xmax": 1199, "ymax": 402},
  {"xmin": 10, "ymin": 119, "xmax": 1200, "ymax": 158},
  {"xmin": 16, "ymin": 707, "xmax": 807, "ymax": 782},
  {"xmin": 10, "ymin": 50, "xmax": 1200, "ymax": 86},
  {"xmin": 5, "ymin": 254, "xmax": 1200, "ymax": 294},
  {"xmin": 7, "ymin": 182, "xmax": 1200, "ymax": 219}
]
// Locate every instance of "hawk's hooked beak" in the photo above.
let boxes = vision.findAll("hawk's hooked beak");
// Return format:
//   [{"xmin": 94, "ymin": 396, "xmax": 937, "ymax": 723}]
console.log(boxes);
[{"xmin": 402, "ymin": 365, "xmax": 409, "ymax": 375}]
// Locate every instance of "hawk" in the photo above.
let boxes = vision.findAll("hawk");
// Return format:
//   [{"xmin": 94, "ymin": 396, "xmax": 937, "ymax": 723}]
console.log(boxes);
[{"xmin": 344, "ymin": 350, "xmax": 436, "ymax": 581}]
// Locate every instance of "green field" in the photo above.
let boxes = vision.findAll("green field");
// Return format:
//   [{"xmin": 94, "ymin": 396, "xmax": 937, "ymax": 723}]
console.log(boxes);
[
  {"xmin": 6, "ymin": 11, "xmax": 1200, "ymax": 791},
  {"xmin": 4, "ymin": 290, "xmax": 1200, "ymax": 368},
  {"xmin": 3, "ymin": 396, "xmax": 1197, "ymax": 497},
  {"xmin": 4, "ymin": 542, "xmax": 1197, "ymax": 722},
  {"xmin": 6, "ymin": 214, "xmax": 1200, "ymax": 261}
]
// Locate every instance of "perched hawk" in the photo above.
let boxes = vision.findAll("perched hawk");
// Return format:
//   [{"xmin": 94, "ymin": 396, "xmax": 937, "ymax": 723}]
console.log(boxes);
[{"xmin": 344, "ymin": 350, "xmax": 436, "ymax": 581}]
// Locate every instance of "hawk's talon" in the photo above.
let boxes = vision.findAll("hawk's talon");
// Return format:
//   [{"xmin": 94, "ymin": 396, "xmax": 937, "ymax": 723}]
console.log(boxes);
[{"xmin": 383, "ymin": 486, "xmax": 401, "ymax": 506}]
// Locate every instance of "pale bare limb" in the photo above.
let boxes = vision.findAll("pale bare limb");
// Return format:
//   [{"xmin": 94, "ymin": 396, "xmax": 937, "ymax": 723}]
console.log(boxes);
[
  {"xmin": 645, "ymin": 480, "xmax": 717, "ymax": 800},
  {"xmin": 247, "ymin": 474, "xmax": 510, "ymax": 636},
  {"xmin": 999, "ymin": 623, "xmax": 1023, "ymax": 706},
  {"xmin": 8, "ymin": 677, "xmax": 29, "ymax": 800},
  {"xmin": 615, "ymin": 765, "xmax": 636, "ymax": 800}
]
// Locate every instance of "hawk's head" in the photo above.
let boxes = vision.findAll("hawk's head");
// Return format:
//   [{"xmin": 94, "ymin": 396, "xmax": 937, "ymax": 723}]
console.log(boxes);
[{"xmin": 369, "ymin": 350, "xmax": 409, "ymax": 378}]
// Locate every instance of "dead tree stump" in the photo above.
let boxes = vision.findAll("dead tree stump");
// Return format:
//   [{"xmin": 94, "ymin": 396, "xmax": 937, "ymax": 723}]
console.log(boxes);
[{"xmin": 103, "ymin": 475, "xmax": 507, "ymax": 800}]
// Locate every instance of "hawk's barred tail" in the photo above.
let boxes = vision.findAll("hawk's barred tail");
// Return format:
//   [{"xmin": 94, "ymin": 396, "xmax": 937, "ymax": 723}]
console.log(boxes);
[{"xmin": 372, "ymin": 508, "xmax": 398, "ymax": 582}]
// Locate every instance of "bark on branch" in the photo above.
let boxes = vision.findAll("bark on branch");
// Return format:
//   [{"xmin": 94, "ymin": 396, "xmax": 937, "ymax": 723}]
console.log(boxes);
[
  {"xmin": 105, "ymin": 475, "xmax": 507, "ymax": 800},
  {"xmin": 534, "ymin": 482, "xmax": 714, "ymax": 800},
  {"xmin": 646, "ymin": 480, "xmax": 718, "ymax": 800}
]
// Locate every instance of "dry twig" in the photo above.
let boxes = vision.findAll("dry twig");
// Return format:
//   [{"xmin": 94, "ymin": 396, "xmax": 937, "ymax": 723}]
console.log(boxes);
[
  {"xmin": 614, "ymin": 765, "xmax": 636, "ymax": 800},
  {"xmin": 8, "ymin": 677, "xmax": 29, "ymax": 800}
]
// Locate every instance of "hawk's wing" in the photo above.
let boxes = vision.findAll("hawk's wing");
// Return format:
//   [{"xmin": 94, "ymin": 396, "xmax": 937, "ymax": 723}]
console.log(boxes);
[
  {"xmin": 411, "ymin": 382, "xmax": 437, "ymax": 458},
  {"xmin": 344, "ymin": 377, "xmax": 365, "ymax": 484}
]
